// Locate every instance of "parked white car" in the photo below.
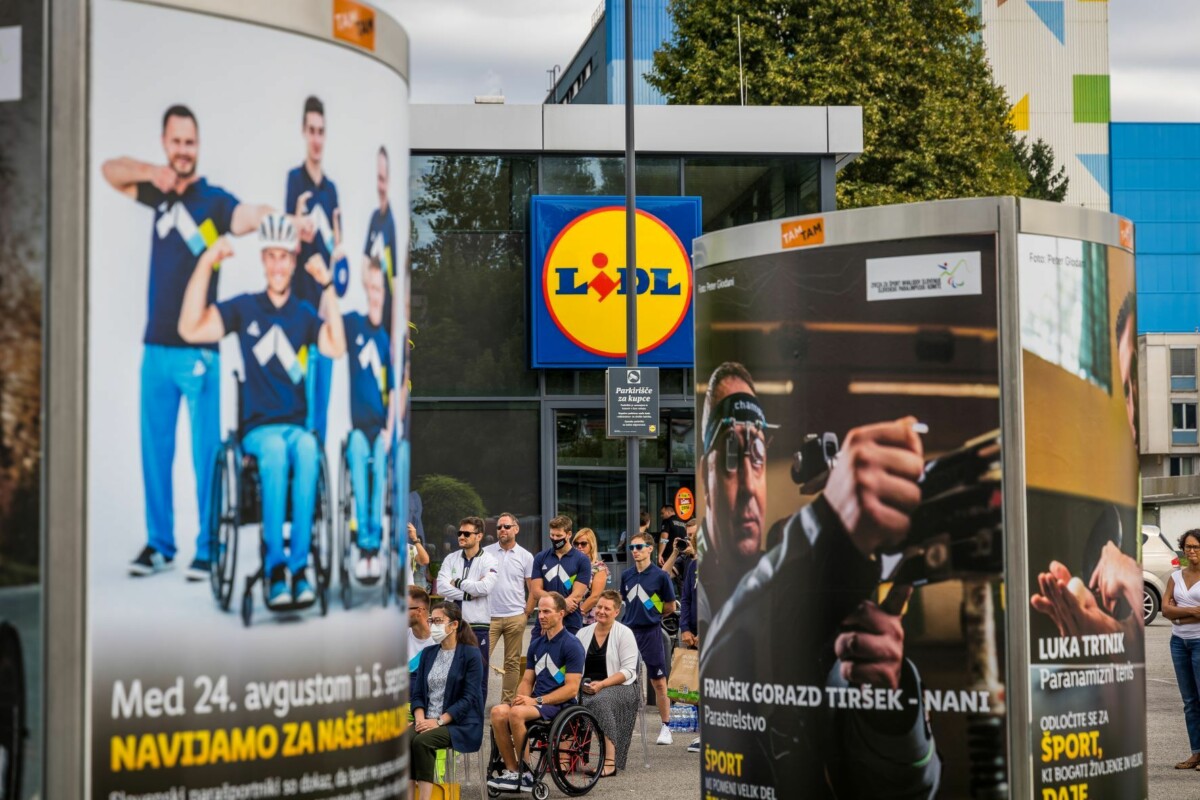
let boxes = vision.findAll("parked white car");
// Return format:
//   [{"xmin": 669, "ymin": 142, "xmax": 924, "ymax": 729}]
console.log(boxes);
[{"xmin": 1143, "ymin": 524, "xmax": 1180, "ymax": 625}]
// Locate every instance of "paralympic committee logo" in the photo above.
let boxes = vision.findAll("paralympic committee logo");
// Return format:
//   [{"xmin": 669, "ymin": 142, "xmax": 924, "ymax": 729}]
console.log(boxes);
[
  {"xmin": 938, "ymin": 258, "xmax": 969, "ymax": 289},
  {"xmin": 542, "ymin": 207, "xmax": 693, "ymax": 358}
]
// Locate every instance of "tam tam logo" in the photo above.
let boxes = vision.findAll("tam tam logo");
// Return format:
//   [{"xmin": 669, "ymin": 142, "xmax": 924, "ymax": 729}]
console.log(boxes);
[
  {"xmin": 1119, "ymin": 218, "xmax": 1134, "ymax": 250},
  {"xmin": 332, "ymin": 0, "xmax": 376, "ymax": 51},
  {"xmin": 781, "ymin": 217, "xmax": 825, "ymax": 249},
  {"xmin": 543, "ymin": 207, "xmax": 692, "ymax": 358}
]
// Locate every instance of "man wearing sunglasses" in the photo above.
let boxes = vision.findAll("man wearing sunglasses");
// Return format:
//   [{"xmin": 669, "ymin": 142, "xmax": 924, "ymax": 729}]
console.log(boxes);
[
  {"xmin": 699, "ymin": 361, "xmax": 938, "ymax": 797},
  {"xmin": 407, "ymin": 584, "xmax": 434, "ymax": 674},
  {"xmin": 621, "ymin": 531, "xmax": 677, "ymax": 745},
  {"xmin": 436, "ymin": 516, "xmax": 498, "ymax": 697},
  {"xmin": 485, "ymin": 512, "xmax": 535, "ymax": 704}
]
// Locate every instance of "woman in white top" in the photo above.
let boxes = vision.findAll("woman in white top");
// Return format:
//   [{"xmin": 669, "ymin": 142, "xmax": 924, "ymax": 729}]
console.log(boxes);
[
  {"xmin": 1166, "ymin": 529, "xmax": 1200, "ymax": 769},
  {"xmin": 576, "ymin": 590, "xmax": 641, "ymax": 776}
]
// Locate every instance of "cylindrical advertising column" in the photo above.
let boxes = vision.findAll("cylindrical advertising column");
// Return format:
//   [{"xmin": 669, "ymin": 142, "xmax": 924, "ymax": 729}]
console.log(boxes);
[
  {"xmin": 690, "ymin": 197, "xmax": 1145, "ymax": 799},
  {"xmin": 85, "ymin": 1, "xmax": 410, "ymax": 796},
  {"xmin": 1016, "ymin": 213, "xmax": 1145, "ymax": 800}
]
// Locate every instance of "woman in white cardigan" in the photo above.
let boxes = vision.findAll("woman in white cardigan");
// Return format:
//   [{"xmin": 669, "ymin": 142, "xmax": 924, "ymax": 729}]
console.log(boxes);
[{"xmin": 576, "ymin": 589, "xmax": 642, "ymax": 776}]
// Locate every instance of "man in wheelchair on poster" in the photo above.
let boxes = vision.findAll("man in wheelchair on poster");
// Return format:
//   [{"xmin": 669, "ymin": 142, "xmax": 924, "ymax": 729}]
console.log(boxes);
[{"xmin": 178, "ymin": 213, "xmax": 346, "ymax": 610}]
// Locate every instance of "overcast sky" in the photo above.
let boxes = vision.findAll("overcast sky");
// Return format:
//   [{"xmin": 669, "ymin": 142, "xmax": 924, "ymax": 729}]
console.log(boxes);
[{"xmin": 377, "ymin": 0, "xmax": 1200, "ymax": 122}]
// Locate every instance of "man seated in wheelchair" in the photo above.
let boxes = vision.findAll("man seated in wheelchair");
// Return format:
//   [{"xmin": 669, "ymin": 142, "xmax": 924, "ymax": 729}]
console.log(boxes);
[
  {"xmin": 178, "ymin": 213, "xmax": 346, "ymax": 606},
  {"xmin": 342, "ymin": 256, "xmax": 394, "ymax": 581},
  {"xmin": 489, "ymin": 592, "xmax": 586, "ymax": 793}
]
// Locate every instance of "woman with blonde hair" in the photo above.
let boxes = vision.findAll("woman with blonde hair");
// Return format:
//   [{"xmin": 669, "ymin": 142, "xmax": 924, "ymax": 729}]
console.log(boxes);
[
  {"xmin": 576, "ymin": 590, "xmax": 641, "ymax": 776},
  {"xmin": 573, "ymin": 527, "xmax": 609, "ymax": 626}
]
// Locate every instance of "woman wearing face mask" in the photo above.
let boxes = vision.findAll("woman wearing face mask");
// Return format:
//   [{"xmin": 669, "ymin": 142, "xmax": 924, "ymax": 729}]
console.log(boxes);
[
  {"xmin": 410, "ymin": 602, "xmax": 484, "ymax": 800},
  {"xmin": 576, "ymin": 590, "xmax": 642, "ymax": 777}
]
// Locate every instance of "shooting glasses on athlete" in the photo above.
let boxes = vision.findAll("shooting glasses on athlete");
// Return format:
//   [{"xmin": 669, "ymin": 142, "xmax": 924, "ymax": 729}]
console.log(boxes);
[{"xmin": 702, "ymin": 392, "xmax": 779, "ymax": 474}]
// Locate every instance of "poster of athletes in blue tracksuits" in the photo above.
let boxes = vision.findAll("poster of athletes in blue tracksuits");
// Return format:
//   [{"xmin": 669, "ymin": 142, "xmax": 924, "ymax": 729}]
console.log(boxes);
[{"xmin": 86, "ymin": 1, "xmax": 411, "ymax": 797}]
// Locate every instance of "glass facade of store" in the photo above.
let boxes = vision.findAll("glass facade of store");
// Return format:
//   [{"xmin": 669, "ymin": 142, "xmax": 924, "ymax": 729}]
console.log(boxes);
[{"xmin": 408, "ymin": 151, "xmax": 822, "ymax": 560}]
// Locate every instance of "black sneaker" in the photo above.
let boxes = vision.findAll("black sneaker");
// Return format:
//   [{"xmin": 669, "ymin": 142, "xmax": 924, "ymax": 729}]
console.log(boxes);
[
  {"xmin": 129, "ymin": 546, "xmax": 173, "ymax": 576},
  {"xmin": 186, "ymin": 558, "xmax": 211, "ymax": 582}
]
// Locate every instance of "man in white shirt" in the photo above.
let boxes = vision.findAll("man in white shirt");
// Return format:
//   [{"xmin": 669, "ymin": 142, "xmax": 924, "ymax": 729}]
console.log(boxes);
[
  {"xmin": 437, "ymin": 515, "xmax": 498, "ymax": 697},
  {"xmin": 485, "ymin": 511, "xmax": 535, "ymax": 704}
]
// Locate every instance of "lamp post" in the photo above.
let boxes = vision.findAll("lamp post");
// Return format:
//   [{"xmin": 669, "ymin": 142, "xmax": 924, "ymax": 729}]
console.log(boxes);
[{"xmin": 623, "ymin": 0, "xmax": 639, "ymax": 560}]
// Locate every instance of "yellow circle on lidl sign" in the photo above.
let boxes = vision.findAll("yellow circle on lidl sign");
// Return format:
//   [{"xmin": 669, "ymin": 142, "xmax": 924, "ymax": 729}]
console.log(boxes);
[{"xmin": 542, "ymin": 207, "xmax": 692, "ymax": 358}]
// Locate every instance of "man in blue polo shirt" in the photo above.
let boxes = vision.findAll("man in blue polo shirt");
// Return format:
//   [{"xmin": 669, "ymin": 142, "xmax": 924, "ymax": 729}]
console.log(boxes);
[
  {"xmin": 286, "ymin": 95, "xmax": 345, "ymax": 444},
  {"xmin": 102, "ymin": 104, "xmax": 273, "ymax": 580},
  {"xmin": 529, "ymin": 515, "xmax": 591, "ymax": 636},
  {"xmin": 621, "ymin": 530, "xmax": 677, "ymax": 745},
  {"xmin": 488, "ymin": 592, "xmax": 585, "ymax": 793},
  {"xmin": 343, "ymin": 257, "xmax": 394, "ymax": 581},
  {"xmin": 363, "ymin": 145, "xmax": 396, "ymax": 335},
  {"xmin": 177, "ymin": 214, "xmax": 347, "ymax": 606}
]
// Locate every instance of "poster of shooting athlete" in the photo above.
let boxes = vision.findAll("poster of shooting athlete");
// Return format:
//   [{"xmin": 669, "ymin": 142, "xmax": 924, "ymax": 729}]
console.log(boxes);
[
  {"xmin": 1021, "ymin": 233, "xmax": 1147, "ymax": 798},
  {"xmin": 695, "ymin": 229, "xmax": 1006, "ymax": 799}
]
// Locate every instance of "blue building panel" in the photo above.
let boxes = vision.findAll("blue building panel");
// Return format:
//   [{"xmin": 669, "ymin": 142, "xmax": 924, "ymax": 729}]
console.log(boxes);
[
  {"xmin": 1111, "ymin": 122, "xmax": 1200, "ymax": 334},
  {"xmin": 606, "ymin": 0, "xmax": 674, "ymax": 105}
]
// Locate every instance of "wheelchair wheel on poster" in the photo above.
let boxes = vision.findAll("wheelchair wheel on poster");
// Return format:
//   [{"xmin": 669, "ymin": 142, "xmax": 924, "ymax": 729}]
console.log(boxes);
[{"xmin": 208, "ymin": 440, "xmax": 241, "ymax": 611}]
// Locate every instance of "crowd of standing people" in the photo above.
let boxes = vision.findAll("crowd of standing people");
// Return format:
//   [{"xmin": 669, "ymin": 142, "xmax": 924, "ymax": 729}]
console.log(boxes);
[{"xmin": 407, "ymin": 509, "xmax": 702, "ymax": 796}]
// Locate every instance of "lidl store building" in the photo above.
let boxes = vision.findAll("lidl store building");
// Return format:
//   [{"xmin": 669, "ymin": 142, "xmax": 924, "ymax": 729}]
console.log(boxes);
[{"xmin": 407, "ymin": 103, "xmax": 862, "ymax": 556}]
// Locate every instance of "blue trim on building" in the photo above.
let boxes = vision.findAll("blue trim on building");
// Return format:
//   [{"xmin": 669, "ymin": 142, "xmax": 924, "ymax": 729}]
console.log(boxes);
[
  {"xmin": 605, "ymin": 0, "xmax": 674, "ymax": 105},
  {"xmin": 1111, "ymin": 122, "xmax": 1200, "ymax": 334}
]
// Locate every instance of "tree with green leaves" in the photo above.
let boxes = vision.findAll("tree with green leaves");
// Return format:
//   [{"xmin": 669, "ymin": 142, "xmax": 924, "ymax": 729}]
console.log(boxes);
[
  {"xmin": 1011, "ymin": 135, "xmax": 1069, "ymax": 202},
  {"xmin": 649, "ymin": 0, "xmax": 1031, "ymax": 208}
]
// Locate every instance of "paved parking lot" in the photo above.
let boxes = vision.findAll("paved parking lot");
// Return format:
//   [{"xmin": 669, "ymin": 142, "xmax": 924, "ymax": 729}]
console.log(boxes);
[
  {"xmin": 1147, "ymin": 616, "xmax": 1200, "ymax": 799},
  {"xmin": 440, "ymin": 626, "xmax": 701, "ymax": 799},
  {"xmin": 452, "ymin": 620, "xmax": 1179, "ymax": 799}
]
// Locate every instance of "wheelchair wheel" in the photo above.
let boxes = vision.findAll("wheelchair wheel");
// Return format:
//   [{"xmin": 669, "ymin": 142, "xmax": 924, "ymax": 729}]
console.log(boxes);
[
  {"xmin": 532, "ymin": 783, "xmax": 549, "ymax": 800},
  {"xmin": 313, "ymin": 453, "xmax": 334, "ymax": 589},
  {"xmin": 209, "ymin": 440, "xmax": 240, "ymax": 611},
  {"xmin": 240, "ymin": 590, "xmax": 253, "ymax": 628},
  {"xmin": 547, "ymin": 705, "xmax": 605, "ymax": 796},
  {"xmin": 337, "ymin": 440, "xmax": 354, "ymax": 610},
  {"xmin": 381, "ymin": 453, "xmax": 395, "ymax": 608}
]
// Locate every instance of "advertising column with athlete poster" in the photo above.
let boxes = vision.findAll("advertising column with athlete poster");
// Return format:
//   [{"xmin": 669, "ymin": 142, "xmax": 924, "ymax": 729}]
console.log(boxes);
[
  {"xmin": 691, "ymin": 198, "xmax": 1145, "ymax": 799},
  {"xmin": 87, "ymin": 1, "xmax": 412, "ymax": 796},
  {"xmin": 1020, "ymin": 229, "xmax": 1147, "ymax": 799},
  {"xmin": 693, "ymin": 200, "xmax": 1008, "ymax": 800}
]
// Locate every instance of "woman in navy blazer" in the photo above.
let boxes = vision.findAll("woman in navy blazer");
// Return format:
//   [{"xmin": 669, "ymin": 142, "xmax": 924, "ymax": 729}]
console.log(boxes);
[{"xmin": 410, "ymin": 601, "xmax": 484, "ymax": 800}]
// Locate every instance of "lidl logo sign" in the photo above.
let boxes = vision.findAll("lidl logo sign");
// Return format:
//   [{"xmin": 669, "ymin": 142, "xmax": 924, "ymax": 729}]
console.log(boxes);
[{"xmin": 531, "ymin": 196, "xmax": 701, "ymax": 368}]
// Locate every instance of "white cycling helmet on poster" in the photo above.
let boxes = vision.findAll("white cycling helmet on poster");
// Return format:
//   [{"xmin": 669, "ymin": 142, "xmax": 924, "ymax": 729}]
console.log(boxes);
[{"xmin": 258, "ymin": 213, "xmax": 298, "ymax": 252}]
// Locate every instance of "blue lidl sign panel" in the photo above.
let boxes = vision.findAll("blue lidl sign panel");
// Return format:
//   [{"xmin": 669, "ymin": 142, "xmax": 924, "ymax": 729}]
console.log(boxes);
[{"xmin": 531, "ymin": 195, "xmax": 701, "ymax": 368}]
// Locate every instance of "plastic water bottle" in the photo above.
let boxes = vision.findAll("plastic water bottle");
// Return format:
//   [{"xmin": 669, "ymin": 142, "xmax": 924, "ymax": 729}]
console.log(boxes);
[{"xmin": 689, "ymin": 705, "xmax": 698, "ymax": 732}]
